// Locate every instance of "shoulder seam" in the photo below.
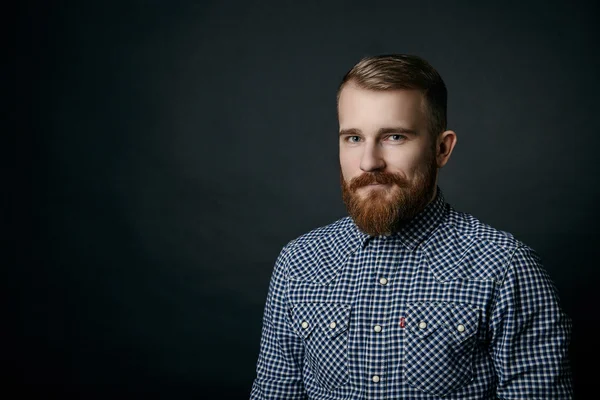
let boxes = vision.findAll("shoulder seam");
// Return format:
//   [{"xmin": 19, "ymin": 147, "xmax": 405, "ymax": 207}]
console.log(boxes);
[{"xmin": 442, "ymin": 219, "xmax": 522, "ymax": 252}]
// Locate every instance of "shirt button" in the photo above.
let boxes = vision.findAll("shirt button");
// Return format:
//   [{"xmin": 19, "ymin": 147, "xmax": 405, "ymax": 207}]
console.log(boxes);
[
  {"xmin": 329, "ymin": 322, "xmax": 337, "ymax": 329},
  {"xmin": 379, "ymin": 277, "xmax": 388, "ymax": 285},
  {"xmin": 373, "ymin": 325, "xmax": 382, "ymax": 333},
  {"xmin": 372, "ymin": 375, "xmax": 380, "ymax": 383},
  {"xmin": 457, "ymin": 324, "xmax": 465, "ymax": 332},
  {"xmin": 301, "ymin": 321, "xmax": 309, "ymax": 329},
  {"xmin": 418, "ymin": 321, "xmax": 427, "ymax": 329}
]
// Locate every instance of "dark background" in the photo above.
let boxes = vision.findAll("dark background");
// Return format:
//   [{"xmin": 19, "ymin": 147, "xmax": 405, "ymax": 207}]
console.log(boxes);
[{"xmin": 12, "ymin": 0, "xmax": 599, "ymax": 398}]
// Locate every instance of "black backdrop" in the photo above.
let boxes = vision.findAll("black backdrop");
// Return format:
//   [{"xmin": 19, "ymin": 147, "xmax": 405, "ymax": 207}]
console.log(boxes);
[{"xmin": 12, "ymin": 0, "xmax": 599, "ymax": 398}]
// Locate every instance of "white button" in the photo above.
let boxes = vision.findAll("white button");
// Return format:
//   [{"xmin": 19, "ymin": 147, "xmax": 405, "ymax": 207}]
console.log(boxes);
[
  {"xmin": 372, "ymin": 375, "xmax": 380, "ymax": 383},
  {"xmin": 329, "ymin": 322, "xmax": 337, "ymax": 329},
  {"xmin": 418, "ymin": 321, "xmax": 427, "ymax": 329},
  {"xmin": 457, "ymin": 324, "xmax": 465, "ymax": 332},
  {"xmin": 379, "ymin": 277, "xmax": 388, "ymax": 285},
  {"xmin": 373, "ymin": 325, "xmax": 382, "ymax": 333},
  {"xmin": 301, "ymin": 321, "xmax": 308, "ymax": 329}
]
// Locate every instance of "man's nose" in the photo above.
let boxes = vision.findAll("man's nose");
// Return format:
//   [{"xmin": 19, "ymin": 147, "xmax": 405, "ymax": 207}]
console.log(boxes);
[{"xmin": 360, "ymin": 143, "xmax": 385, "ymax": 172}]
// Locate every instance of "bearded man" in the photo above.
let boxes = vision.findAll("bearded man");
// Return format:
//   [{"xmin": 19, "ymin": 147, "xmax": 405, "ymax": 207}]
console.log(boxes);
[{"xmin": 250, "ymin": 54, "xmax": 573, "ymax": 399}]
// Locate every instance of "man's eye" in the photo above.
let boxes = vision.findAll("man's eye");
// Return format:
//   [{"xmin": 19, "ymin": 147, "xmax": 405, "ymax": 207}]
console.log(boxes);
[
  {"xmin": 388, "ymin": 134, "xmax": 405, "ymax": 141},
  {"xmin": 346, "ymin": 136, "xmax": 361, "ymax": 143}
]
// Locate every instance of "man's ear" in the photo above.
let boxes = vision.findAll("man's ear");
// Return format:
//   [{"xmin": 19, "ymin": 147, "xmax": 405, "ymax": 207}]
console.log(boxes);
[{"xmin": 436, "ymin": 130, "xmax": 457, "ymax": 168}]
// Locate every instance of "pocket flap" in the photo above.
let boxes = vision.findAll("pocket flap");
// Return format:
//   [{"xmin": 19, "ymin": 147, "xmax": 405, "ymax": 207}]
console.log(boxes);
[
  {"xmin": 319, "ymin": 303, "xmax": 351, "ymax": 339},
  {"xmin": 290, "ymin": 303, "xmax": 319, "ymax": 339},
  {"xmin": 406, "ymin": 301, "xmax": 479, "ymax": 341},
  {"xmin": 290, "ymin": 303, "xmax": 351, "ymax": 340}
]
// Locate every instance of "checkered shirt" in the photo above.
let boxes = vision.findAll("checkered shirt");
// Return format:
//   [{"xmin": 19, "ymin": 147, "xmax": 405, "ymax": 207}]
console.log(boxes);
[{"xmin": 250, "ymin": 189, "xmax": 573, "ymax": 399}]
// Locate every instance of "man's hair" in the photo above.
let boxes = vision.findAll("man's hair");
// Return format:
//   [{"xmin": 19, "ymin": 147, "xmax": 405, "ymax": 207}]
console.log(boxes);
[{"xmin": 337, "ymin": 54, "xmax": 447, "ymax": 138}]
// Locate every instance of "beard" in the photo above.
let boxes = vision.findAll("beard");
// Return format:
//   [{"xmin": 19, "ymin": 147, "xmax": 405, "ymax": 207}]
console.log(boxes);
[{"xmin": 341, "ymin": 155, "xmax": 438, "ymax": 237}]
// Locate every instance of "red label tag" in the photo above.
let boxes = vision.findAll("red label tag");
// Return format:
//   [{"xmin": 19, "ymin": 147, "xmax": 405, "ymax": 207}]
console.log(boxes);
[{"xmin": 400, "ymin": 317, "xmax": 406, "ymax": 328}]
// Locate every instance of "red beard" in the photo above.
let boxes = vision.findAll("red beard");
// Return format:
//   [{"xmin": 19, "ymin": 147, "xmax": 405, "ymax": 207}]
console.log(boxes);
[{"xmin": 341, "ymin": 157, "xmax": 437, "ymax": 236}]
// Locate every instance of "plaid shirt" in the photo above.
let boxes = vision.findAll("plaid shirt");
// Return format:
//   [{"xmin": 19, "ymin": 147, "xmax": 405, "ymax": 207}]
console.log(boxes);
[{"xmin": 250, "ymin": 189, "xmax": 573, "ymax": 399}]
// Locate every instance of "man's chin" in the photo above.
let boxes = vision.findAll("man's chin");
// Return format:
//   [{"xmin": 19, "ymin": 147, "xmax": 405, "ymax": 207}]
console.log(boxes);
[{"xmin": 352, "ymin": 193, "xmax": 400, "ymax": 220}]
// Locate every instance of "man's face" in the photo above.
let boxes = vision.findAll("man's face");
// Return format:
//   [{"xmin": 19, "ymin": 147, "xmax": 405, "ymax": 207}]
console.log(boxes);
[{"xmin": 338, "ymin": 83, "xmax": 438, "ymax": 236}]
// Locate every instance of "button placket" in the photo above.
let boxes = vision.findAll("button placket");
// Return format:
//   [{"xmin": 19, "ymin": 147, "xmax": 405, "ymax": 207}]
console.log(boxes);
[{"xmin": 365, "ymin": 238, "xmax": 395, "ymax": 394}]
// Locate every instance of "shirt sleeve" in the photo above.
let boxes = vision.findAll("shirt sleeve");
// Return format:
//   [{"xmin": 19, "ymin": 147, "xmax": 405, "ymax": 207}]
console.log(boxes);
[
  {"xmin": 489, "ymin": 245, "xmax": 573, "ymax": 399},
  {"xmin": 250, "ymin": 243, "xmax": 307, "ymax": 400}
]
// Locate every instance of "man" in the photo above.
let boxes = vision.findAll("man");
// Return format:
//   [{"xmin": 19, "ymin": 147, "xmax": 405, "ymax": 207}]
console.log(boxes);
[{"xmin": 250, "ymin": 54, "xmax": 573, "ymax": 399}]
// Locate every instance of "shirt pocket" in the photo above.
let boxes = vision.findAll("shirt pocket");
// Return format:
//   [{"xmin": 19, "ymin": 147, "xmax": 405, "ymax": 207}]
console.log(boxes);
[
  {"xmin": 404, "ymin": 301, "xmax": 480, "ymax": 397},
  {"xmin": 290, "ymin": 303, "xmax": 351, "ymax": 391}
]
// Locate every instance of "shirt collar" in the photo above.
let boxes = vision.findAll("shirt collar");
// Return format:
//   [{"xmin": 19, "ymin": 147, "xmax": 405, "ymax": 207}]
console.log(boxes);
[{"xmin": 349, "ymin": 186, "xmax": 448, "ymax": 251}]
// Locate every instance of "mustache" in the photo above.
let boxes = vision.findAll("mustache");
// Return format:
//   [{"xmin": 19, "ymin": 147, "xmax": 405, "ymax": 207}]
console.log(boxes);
[{"xmin": 348, "ymin": 171, "xmax": 409, "ymax": 192}]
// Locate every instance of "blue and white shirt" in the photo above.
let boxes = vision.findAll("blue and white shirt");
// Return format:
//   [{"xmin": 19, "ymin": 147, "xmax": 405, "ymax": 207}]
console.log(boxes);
[{"xmin": 250, "ymin": 189, "xmax": 573, "ymax": 399}]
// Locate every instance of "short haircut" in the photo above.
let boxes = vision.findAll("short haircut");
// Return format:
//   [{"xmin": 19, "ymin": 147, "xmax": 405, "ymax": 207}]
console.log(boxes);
[{"xmin": 337, "ymin": 54, "xmax": 447, "ymax": 138}]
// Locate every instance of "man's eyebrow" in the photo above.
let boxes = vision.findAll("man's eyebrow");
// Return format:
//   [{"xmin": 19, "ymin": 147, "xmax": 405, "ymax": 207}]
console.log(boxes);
[
  {"xmin": 378, "ymin": 127, "xmax": 418, "ymax": 135},
  {"xmin": 339, "ymin": 128, "xmax": 360, "ymax": 137},
  {"xmin": 338, "ymin": 127, "xmax": 418, "ymax": 136}
]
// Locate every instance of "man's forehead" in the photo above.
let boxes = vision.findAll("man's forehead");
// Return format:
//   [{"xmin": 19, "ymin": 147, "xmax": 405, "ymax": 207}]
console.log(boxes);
[{"xmin": 338, "ymin": 84, "xmax": 427, "ymax": 130}]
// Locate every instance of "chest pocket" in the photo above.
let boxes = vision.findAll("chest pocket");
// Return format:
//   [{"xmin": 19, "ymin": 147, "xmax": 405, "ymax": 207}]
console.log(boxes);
[
  {"xmin": 290, "ymin": 303, "xmax": 351, "ymax": 391},
  {"xmin": 405, "ymin": 301, "xmax": 480, "ymax": 397}
]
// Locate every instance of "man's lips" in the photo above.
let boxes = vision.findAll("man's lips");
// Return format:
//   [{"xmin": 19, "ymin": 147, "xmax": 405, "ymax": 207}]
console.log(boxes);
[
  {"xmin": 360, "ymin": 182, "xmax": 392, "ymax": 188},
  {"xmin": 348, "ymin": 173, "xmax": 406, "ymax": 192}
]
